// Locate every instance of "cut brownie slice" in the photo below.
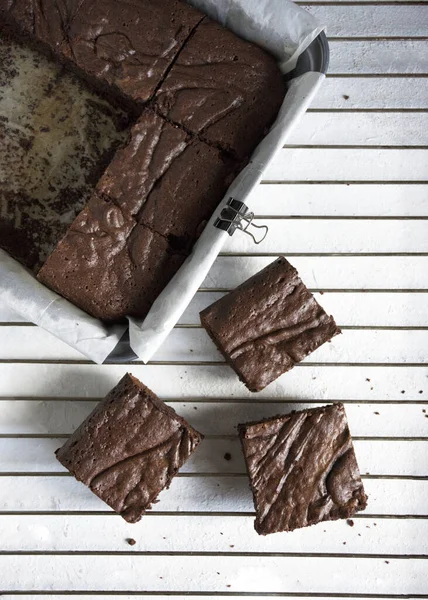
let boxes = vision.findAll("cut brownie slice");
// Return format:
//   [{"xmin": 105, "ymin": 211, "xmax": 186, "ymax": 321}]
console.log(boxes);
[
  {"xmin": 37, "ymin": 193, "xmax": 187, "ymax": 322},
  {"xmin": 56, "ymin": 373, "xmax": 203, "ymax": 523},
  {"xmin": 155, "ymin": 18, "xmax": 285, "ymax": 159},
  {"xmin": 238, "ymin": 403, "xmax": 368, "ymax": 535},
  {"xmin": 65, "ymin": 0, "xmax": 205, "ymax": 106},
  {"xmin": 200, "ymin": 256, "xmax": 341, "ymax": 392}
]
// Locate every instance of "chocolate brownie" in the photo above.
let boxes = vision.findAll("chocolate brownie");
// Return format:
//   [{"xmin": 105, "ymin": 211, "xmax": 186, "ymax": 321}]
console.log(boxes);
[
  {"xmin": 0, "ymin": 0, "xmax": 205, "ymax": 109},
  {"xmin": 37, "ymin": 110, "xmax": 237, "ymax": 320},
  {"xmin": 56, "ymin": 373, "xmax": 203, "ymax": 522},
  {"xmin": 238, "ymin": 403, "xmax": 368, "ymax": 535},
  {"xmin": 63, "ymin": 0, "xmax": 205, "ymax": 106},
  {"xmin": 200, "ymin": 257, "xmax": 341, "ymax": 392},
  {"xmin": 155, "ymin": 18, "xmax": 285, "ymax": 159}
]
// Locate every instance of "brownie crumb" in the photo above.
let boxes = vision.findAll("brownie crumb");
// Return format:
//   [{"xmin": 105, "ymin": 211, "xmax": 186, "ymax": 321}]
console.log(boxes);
[
  {"xmin": 401, "ymin": 390, "xmax": 405, "ymax": 394},
  {"xmin": 366, "ymin": 378, "xmax": 371, "ymax": 382},
  {"xmin": 126, "ymin": 538, "xmax": 136, "ymax": 546},
  {"xmin": 224, "ymin": 452, "xmax": 232, "ymax": 461},
  {"xmin": 343, "ymin": 95, "xmax": 350, "ymax": 100},
  {"xmin": 374, "ymin": 411, "xmax": 380, "ymax": 415},
  {"xmin": 419, "ymin": 391, "xmax": 424, "ymax": 394},
  {"xmin": 385, "ymin": 560, "xmax": 390, "ymax": 564},
  {"xmin": 347, "ymin": 519, "xmax": 354, "ymax": 527},
  {"xmin": 343, "ymin": 542, "xmax": 346, "ymax": 545},
  {"xmin": 230, "ymin": 544, "xmax": 235, "ymax": 548}
]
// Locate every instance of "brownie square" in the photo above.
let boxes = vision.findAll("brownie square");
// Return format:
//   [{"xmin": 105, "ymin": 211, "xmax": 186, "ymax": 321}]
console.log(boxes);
[
  {"xmin": 200, "ymin": 257, "xmax": 341, "ymax": 392},
  {"xmin": 238, "ymin": 403, "xmax": 368, "ymax": 535},
  {"xmin": 137, "ymin": 138, "xmax": 238, "ymax": 250},
  {"xmin": 155, "ymin": 18, "xmax": 285, "ymax": 159},
  {"xmin": 56, "ymin": 373, "xmax": 203, "ymax": 522}
]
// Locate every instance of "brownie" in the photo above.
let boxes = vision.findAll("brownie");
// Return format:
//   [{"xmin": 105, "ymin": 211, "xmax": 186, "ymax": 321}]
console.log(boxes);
[
  {"xmin": 200, "ymin": 257, "xmax": 341, "ymax": 392},
  {"xmin": 238, "ymin": 403, "xmax": 368, "ymax": 535},
  {"xmin": 56, "ymin": 373, "xmax": 203, "ymax": 522},
  {"xmin": 37, "ymin": 110, "xmax": 237, "ymax": 321},
  {"xmin": 63, "ymin": 0, "xmax": 205, "ymax": 106},
  {"xmin": 155, "ymin": 18, "xmax": 285, "ymax": 159},
  {"xmin": 0, "ymin": 0, "xmax": 205, "ymax": 109}
]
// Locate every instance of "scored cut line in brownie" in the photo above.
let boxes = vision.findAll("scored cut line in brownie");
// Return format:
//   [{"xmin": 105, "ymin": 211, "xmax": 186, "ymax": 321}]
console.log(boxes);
[
  {"xmin": 200, "ymin": 256, "xmax": 341, "ymax": 392},
  {"xmin": 37, "ymin": 110, "xmax": 239, "ymax": 321},
  {"xmin": 238, "ymin": 403, "xmax": 368, "ymax": 536},
  {"xmin": 155, "ymin": 18, "xmax": 285, "ymax": 159},
  {"xmin": 56, "ymin": 373, "xmax": 204, "ymax": 523}
]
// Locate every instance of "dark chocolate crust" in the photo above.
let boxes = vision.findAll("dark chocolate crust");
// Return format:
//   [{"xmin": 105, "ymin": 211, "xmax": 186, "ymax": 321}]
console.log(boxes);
[
  {"xmin": 238, "ymin": 403, "xmax": 368, "ymax": 535},
  {"xmin": 200, "ymin": 256, "xmax": 341, "ymax": 392},
  {"xmin": 56, "ymin": 373, "xmax": 203, "ymax": 522},
  {"xmin": 155, "ymin": 18, "xmax": 285, "ymax": 159}
]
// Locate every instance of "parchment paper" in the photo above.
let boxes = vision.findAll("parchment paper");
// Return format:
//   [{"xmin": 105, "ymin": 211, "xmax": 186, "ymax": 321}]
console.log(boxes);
[{"xmin": 0, "ymin": 0, "xmax": 324, "ymax": 364}]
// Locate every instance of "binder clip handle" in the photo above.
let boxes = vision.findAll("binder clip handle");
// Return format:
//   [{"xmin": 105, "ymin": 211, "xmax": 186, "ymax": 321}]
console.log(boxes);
[{"xmin": 214, "ymin": 197, "xmax": 268, "ymax": 245}]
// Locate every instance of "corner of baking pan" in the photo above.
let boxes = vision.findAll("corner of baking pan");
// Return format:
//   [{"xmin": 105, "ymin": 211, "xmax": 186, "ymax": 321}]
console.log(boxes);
[
  {"xmin": 286, "ymin": 30, "xmax": 330, "ymax": 81},
  {"xmin": 104, "ymin": 32, "xmax": 330, "ymax": 365}
]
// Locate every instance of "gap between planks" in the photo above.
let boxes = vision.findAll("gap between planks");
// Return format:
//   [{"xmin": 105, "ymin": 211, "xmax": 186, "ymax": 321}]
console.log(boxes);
[
  {"xmin": 0, "ymin": 551, "xmax": 426, "ymax": 559},
  {"xmin": 1, "ymin": 594, "xmax": 428, "ymax": 598}
]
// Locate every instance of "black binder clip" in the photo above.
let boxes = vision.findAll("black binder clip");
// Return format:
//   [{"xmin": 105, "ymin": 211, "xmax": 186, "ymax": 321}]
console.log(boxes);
[{"xmin": 214, "ymin": 197, "xmax": 268, "ymax": 245}]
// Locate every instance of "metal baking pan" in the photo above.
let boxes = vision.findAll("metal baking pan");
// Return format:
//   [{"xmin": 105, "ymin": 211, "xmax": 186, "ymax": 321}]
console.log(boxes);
[{"xmin": 104, "ymin": 31, "xmax": 330, "ymax": 364}]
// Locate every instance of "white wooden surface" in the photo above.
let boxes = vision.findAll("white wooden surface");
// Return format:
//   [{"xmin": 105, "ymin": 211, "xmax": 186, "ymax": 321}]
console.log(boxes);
[{"xmin": 0, "ymin": 3, "xmax": 427, "ymax": 597}]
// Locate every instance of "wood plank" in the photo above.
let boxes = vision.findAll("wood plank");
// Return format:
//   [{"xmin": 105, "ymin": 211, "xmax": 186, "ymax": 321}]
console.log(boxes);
[
  {"xmin": 248, "ymin": 184, "xmax": 428, "ymax": 217},
  {"xmin": 287, "ymin": 112, "xmax": 428, "ymax": 146},
  {"xmin": 0, "ymin": 364, "xmax": 426, "ymax": 400},
  {"xmin": 264, "ymin": 148, "xmax": 428, "ymax": 181},
  {"xmin": 1, "ymin": 437, "xmax": 426, "ymax": 476},
  {"xmin": 3, "ymin": 292, "xmax": 428, "ymax": 329},
  {"xmin": 1, "ymin": 326, "xmax": 428, "ymax": 364},
  {"xmin": 1, "ymin": 401, "xmax": 426, "ymax": 437},
  {"xmin": 313, "ymin": 77, "xmax": 428, "ymax": 110},
  {"xmin": 304, "ymin": 5, "xmax": 428, "ymax": 38},
  {"xmin": 3, "ymin": 289, "xmax": 428, "ymax": 328},
  {"xmin": 329, "ymin": 40, "xmax": 428, "ymax": 75},
  {"xmin": 0, "ymin": 514, "xmax": 425, "ymax": 554},
  {"xmin": 0, "ymin": 475, "xmax": 424, "ymax": 515},
  {"xmin": 0, "ymin": 554, "xmax": 425, "ymax": 593},
  {"xmin": 222, "ymin": 219, "xmax": 428, "ymax": 253},
  {"xmin": 203, "ymin": 256, "xmax": 428, "ymax": 289},
  {"xmin": 181, "ymin": 292, "xmax": 428, "ymax": 327}
]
